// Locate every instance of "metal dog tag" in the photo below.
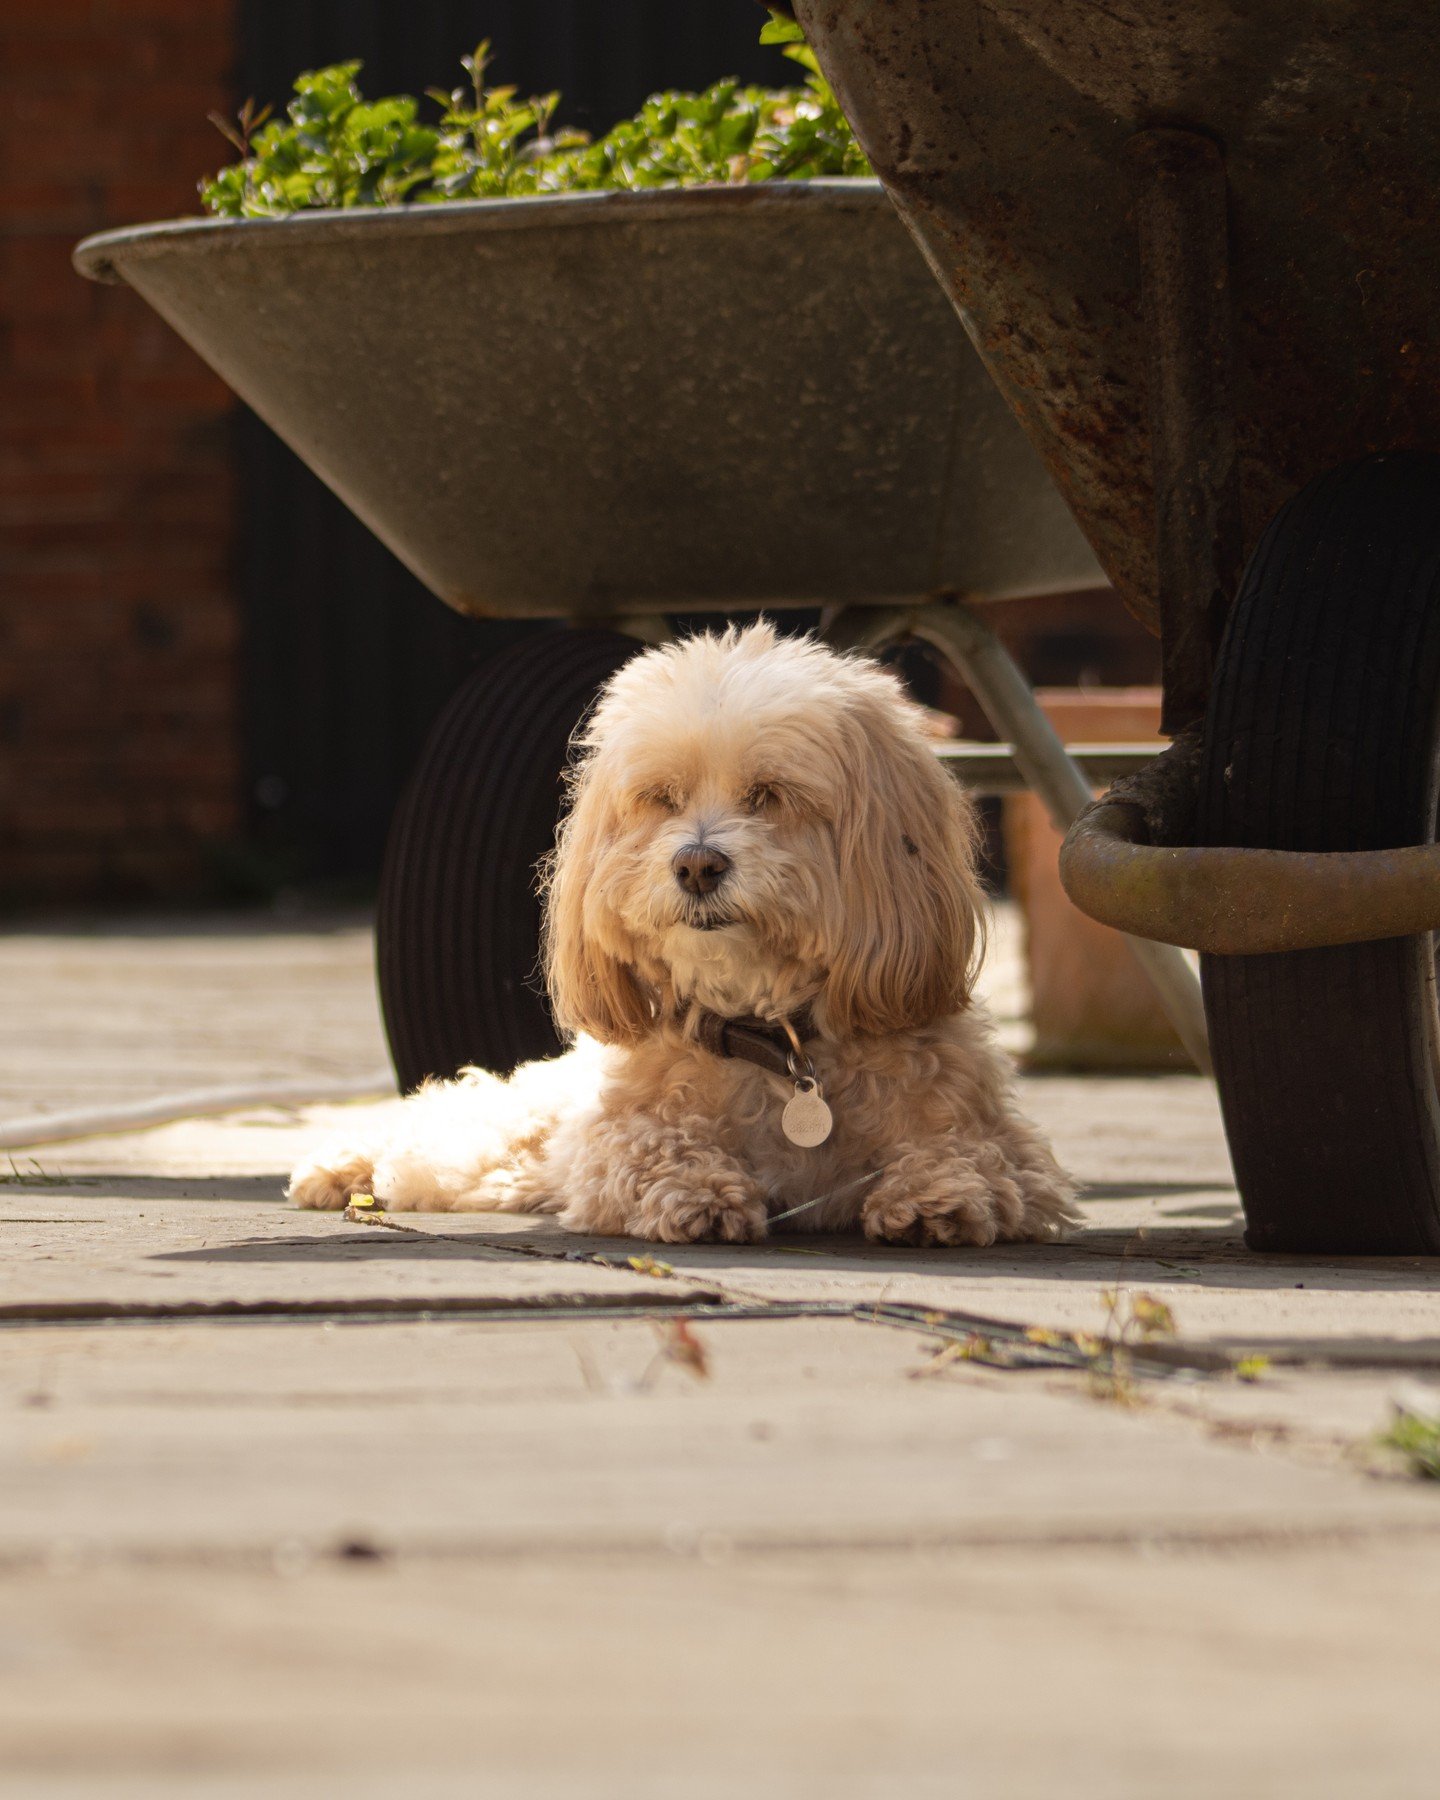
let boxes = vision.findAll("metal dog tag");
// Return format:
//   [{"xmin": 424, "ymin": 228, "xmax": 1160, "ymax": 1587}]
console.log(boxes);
[{"xmin": 782, "ymin": 1077, "xmax": 833, "ymax": 1148}]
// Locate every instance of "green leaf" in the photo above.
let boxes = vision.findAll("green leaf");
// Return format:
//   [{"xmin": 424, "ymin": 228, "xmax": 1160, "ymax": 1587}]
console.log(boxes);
[
  {"xmin": 199, "ymin": 35, "xmax": 867, "ymax": 218},
  {"xmin": 759, "ymin": 12, "xmax": 806, "ymax": 45}
]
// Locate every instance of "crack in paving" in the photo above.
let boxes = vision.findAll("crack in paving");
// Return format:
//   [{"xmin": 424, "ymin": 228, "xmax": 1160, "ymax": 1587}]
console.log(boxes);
[
  {"xmin": 0, "ymin": 1288, "xmax": 1252, "ymax": 1384},
  {"xmin": 6, "ymin": 1514, "xmax": 1440, "ymax": 1577},
  {"xmin": 8, "ymin": 1209, "xmax": 1436, "ymax": 1379}
]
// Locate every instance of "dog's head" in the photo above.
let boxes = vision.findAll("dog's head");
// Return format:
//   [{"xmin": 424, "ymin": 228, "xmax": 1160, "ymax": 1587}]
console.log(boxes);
[{"xmin": 543, "ymin": 623, "xmax": 984, "ymax": 1044}]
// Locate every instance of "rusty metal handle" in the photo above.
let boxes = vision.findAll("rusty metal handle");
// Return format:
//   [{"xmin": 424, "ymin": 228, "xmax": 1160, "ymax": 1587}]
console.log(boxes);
[
  {"xmin": 1061, "ymin": 802, "xmax": 1440, "ymax": 954},
  {"xmin": 907, "ymin": 600, "xmax": 1212, "ymax": 1072}
]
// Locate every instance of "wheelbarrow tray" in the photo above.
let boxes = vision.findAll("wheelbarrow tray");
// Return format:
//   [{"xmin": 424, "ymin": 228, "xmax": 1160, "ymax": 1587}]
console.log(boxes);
[{"xmin": 75, "ymin": 181, "xmax": 1100, "ymax": 619}]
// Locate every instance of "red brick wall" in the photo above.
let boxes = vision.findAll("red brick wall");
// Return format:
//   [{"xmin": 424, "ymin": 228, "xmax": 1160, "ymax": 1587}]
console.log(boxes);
[{"xmin": 0, "ymin": 0, "xmax": 240, "ymax": 901}]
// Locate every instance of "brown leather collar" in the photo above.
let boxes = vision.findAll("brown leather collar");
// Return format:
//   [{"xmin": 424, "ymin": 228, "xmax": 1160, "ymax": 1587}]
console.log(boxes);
[{"xmin": 689, "ymin": 1006, "xmax": 816, "ymax": 1079}]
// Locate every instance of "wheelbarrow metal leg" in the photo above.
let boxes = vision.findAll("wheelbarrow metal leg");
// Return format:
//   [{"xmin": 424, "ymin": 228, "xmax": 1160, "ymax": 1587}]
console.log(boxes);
[
  {"xmin": 1129, "ymin": 129, "xmax": 1243, "ymax": 736},
  {"xmin": 910, "ymin": 599, "xmax": 1213, "ymax": 1074}
]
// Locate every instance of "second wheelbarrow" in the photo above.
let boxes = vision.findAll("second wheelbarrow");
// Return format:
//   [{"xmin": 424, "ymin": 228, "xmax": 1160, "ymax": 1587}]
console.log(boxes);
[{"xmin": 77, "ymin": 181, "xmax": 1135, "ymax": 1101}]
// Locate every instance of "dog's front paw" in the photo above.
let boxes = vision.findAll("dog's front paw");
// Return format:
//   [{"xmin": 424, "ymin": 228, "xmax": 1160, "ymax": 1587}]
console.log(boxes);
[
  {"xmin": 631, "ymin": 1177, "xmax": 769, "ymax": 1245},
  {"xmin": 287, "ymin": 1147, "xmax": 375, "ymax": 1212},
  {"xmin": 861, "ymin": 1172, "xmax": 1007, "ymax": 1248}
]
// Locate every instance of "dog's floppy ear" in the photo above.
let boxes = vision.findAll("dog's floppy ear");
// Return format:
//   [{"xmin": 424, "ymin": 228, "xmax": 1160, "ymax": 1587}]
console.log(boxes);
[
  {"xmin": 542, "ymin": 763, "xmax": 654, "ymax": 1046},
  {"xmin": 823, "ymin": 685, "xmax": 984, "ymax": 1037}
]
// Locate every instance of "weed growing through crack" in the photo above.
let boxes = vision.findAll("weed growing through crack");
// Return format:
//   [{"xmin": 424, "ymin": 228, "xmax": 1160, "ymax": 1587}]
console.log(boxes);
[
  {"xmin": 1, "ymin": 1157, "xmax": 71, "ymax": 1187},
  {"xmin": 1379, "ymin": 1409, "xmax": 1440, "ymax": 1480},
  {"xmin": 1086, "ymin": 1288, "xmax": 1179, "ymax": 1404},
  {"xmin": 1233, "ymin": 1354, "xmax": 1272, "ymax": 1383}
]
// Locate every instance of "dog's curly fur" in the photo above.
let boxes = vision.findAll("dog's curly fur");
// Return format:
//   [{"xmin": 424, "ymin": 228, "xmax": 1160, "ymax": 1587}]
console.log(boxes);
[{"xmin": 289, "ymin": 625, "xmax": 1075, "ymax": 1245}]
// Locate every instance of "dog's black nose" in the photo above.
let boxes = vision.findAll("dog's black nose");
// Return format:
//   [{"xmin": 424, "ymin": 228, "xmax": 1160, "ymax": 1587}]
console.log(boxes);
[{"xmin": 672, "ymin": 843, "xmax": 731, "ymax": 896}]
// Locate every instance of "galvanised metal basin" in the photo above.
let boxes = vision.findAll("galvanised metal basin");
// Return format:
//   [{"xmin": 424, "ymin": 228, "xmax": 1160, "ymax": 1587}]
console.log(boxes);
[{"xmin": 75, "ymin": 181, "xmax": 1102, "ymax": 620}]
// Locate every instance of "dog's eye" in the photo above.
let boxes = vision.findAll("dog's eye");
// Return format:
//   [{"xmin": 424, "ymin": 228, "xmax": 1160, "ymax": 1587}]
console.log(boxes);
[
  {"xmin": 742, "ymin": 782, "xmax": 780, "ymax": 814},
  {"xmin": 638, "ymin": 785, "xmax": 681, "ymax": 813}
]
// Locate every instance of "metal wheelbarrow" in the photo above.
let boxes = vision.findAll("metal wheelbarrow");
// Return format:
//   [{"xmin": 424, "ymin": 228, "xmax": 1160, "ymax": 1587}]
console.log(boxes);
[
  {"xmin": 793, "ymin": 0, "xmax": 1440, "ymax": 1252},
  {"xmin": 77, "ymin": 184, "xmax": 1157, "ymax": 1104}
]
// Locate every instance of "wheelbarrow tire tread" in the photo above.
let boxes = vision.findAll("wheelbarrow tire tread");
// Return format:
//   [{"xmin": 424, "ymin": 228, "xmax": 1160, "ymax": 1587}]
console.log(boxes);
[
  {"xmin": 1198, "ymin": 451, "xmax": 1440, "ymax": 1253},
  {"xmin": 377, "ymin": 627, "xmax": 641, "ymax": 1091}
]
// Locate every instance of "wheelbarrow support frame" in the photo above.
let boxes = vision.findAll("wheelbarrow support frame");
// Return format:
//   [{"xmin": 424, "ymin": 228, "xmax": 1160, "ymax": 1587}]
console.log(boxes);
[
  {"xmin": 825, "ymin": 599, "xmax": 1213, "ymax": 1072},
  {"xmin": 1064, "ymin": 136, "xmax": 1440, "ymax": 955},
  {"xmin": 1129, "ymin": 128, "xmax": 1242, "ymax": 737}
]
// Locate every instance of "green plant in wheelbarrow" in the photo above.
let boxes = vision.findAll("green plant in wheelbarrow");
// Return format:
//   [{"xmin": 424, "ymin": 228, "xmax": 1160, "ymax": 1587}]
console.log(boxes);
[{"xmin": 199, "ymin": 19, "xmax": 867, "ymax": 217}]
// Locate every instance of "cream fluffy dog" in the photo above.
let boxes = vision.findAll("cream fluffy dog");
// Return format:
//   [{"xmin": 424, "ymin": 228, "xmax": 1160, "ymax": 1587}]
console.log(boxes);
[{"xmin": 289, "ymin": 625, "xmax": 1074, "ymax": 1245}]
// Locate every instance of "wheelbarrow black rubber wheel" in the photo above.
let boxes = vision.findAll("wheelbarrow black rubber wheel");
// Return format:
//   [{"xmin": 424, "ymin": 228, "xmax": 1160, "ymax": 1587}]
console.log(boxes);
[
  {"xmin": 1198, "ymin": 452, "xmax": 1440, "ymax": 1254},
  {"xmin": 377, "ymin": 627, "xmax": 641, "ymax": 1091}
]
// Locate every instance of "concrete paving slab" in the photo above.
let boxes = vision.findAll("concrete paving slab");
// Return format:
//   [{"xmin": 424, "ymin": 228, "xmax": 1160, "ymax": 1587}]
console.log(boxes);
[
  {"xmin": 5, "ymin": 903, "xmax": 1440, "ymax": 1796},
  {"xmin": 3, "ymin": 1316, "xmax": 1436, "ymax": 1565},
  {"xmin": 0, "ymin": 911, "xmax": 392, "ymax": 1132},
  {"xmin": 0, "ymin": 1186, "xmax": 721, "ymax": 1317},
  {"xmin": 3, "ymin": 1540, "xmax": 1439, "ymax": 1799},
  {"xmin": 6, "ymin": 1156, "xmax": 1438, "ymax": 1347},
  {"xmin": 6, "ymin": 1084, "xmax": 1438, "ymax": 1344}
]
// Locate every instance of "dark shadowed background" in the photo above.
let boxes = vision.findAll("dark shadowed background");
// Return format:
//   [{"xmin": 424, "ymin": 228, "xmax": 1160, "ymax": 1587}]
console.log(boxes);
[{"xmin": 0, "ymin": 0, "xmax": 1153, "ymax": 906}]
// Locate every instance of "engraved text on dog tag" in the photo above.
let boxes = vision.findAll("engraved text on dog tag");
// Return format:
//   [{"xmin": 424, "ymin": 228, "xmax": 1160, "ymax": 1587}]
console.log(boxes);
[{"xmin": 782, "ymin": 1077, "xmax": 833, "ymax": 1148}]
